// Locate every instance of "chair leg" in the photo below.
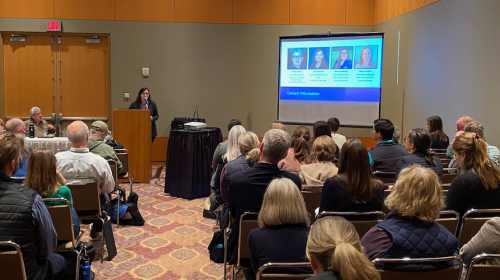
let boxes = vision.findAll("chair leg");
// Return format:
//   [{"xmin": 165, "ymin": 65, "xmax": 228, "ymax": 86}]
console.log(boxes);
[
  {"xmin": 129, "ymin": 177, "xmax": 133, "ymax": 193},
  {"xmin": 223, "ymin": 229, "xmax": 227, "ymax": 279},
  {"xmin": 100, "ymin": 218, "xmax": 105, "ymax": 264},
  {"xmin": 117, "ymin": 192, "xmax": 120, "ymax": 228}
]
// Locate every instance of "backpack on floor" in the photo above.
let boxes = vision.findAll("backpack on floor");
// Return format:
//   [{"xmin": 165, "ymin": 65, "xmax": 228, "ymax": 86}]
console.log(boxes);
[{"xmin": 110, "ymin": 187, "xmax": 145, "ymax": 226}]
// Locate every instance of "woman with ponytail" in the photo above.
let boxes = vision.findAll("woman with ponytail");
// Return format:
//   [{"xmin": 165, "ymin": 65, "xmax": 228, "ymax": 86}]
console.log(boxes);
[
  {"xmin": 396, "ymin": 128, "xmax": 443, "ymax": 180},
  {"xmin": 446, "ymin": 132, "xmax": 500, "ymax": 218},
  {"xmin": 300, "ymin": 136, "xmax": 338, "ymax": 185},
  {"xmin": 306, "ymin": 216, "xmax": 380, "ymax": 280},
  {"xmin": 219, "ymin": 131, "xmax": 260, "ymax": 230},
  {"xmin": 278, "ymin": 126, "xmax": 313, "ymax": 174}
]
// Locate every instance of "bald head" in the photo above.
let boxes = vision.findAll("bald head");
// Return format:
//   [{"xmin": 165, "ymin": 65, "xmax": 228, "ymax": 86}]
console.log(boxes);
[
  {"xmin": 67, "ymin": 121, "xmax": 89, "ymax": 148},
  {"xmin": 456, "ymin": 116, "xmax": 473, "ymax": 132},
  {"xmin": 5, "ymin": 118, "xmax": 26, "ymax": 134}
]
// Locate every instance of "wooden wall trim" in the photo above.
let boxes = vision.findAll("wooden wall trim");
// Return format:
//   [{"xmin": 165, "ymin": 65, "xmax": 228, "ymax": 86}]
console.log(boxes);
[{"xmin": 374, "ymin": 0, "xmax": 440, "ymax": 25}]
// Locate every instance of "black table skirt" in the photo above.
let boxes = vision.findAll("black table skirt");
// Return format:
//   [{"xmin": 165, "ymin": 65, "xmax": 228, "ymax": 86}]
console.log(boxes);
[{"xmin": 165, "ymin": 127, "xmax": 222, "ymax": 199}]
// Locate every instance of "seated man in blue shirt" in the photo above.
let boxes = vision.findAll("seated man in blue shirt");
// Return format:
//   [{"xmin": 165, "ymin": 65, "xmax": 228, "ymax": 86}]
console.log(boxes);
[
  {"xmin": 369, "ymin": 119, "xmax": 408, "ymax": 172},
  {"xmin": 0, "ymin": 133, "xmax": 70, "ymax": 280}
]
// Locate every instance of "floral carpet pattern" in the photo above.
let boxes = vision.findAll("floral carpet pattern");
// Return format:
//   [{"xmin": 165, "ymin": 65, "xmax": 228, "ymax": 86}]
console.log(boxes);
[{"xmin": 90, "ymin": 167, "xmax": 225, "ymax": 280}]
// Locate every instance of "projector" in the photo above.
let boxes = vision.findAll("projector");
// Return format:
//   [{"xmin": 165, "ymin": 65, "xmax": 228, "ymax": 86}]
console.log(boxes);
[{"xmin": 184, "ymin": 122, "xmax": 207, "ymax": 130}]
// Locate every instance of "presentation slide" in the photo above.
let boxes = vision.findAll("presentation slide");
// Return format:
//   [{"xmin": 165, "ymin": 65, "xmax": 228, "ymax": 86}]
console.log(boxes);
[{"xmin": 278, "ymin": 33, "xmax": 384, "ymax": 127}]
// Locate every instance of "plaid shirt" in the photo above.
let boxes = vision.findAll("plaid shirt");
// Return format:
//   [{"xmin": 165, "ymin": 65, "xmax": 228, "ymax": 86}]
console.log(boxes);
[{"xmin": 448, "ymin": 143, "xmax": 500, "ymax": 169}]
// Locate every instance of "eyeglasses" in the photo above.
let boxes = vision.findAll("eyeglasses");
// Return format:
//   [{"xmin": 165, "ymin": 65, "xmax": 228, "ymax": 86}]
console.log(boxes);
[{"xmin": 292, "ymin": 55, "xmax": 302, "ymax": 59}]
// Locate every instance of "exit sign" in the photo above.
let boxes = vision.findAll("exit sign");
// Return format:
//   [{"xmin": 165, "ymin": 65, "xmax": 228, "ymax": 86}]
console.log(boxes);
[{"xmin": 47, "ymin": 21, "xmax": 62, "ymax": 31}]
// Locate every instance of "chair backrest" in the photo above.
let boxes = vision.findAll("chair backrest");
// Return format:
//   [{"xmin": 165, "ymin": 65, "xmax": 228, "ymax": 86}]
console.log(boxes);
[
  {"xmin": 441, "ymin": 158, "xmax": 451, "ymax": 166},
  {"xmin": 115, "ymin": 149, "xmax": 129, "ymax": 174},
  {"xmin": 0, "ymin": 241, "xmax": 27, "ymax": 280},
  {"xmin": 436, "ymin": 210, "xmax": 459, "ymax": 235},
  {"xmin": 317, "ymin": 211, "xmax": 386, "ymax": 238},
  {"xmin": 465, "ymin": 254, "xmax": 500, "ymax": 280},
  {"xmin": 458, "ymin": 209, "xmax": 500, "ymax": 247},
  {"xmin": 301, "ymin": 191, "xmax": 322, "ymax": 224},
  {"xmin": 256, "ymin": 262, "xmax": 313, "ymax": 280},
  {"xmin": 373, "ymin": 256, "xmax": 462, "ymax": 280},
  {"xmin": 67, "ymin": 182, "xmax": 100, "ymax": 216},
  {"xmin": 43, "ymin": 198, "xmax": 75, "ymax": 246},
  {"xmin": 238, "ymin": 212, "xmax": 259, "ymax": 267},
  {"xmin": 442, "ymin": 173, "xmax": 457, "ymax": 184},
  {"xmin": 108, "ymin": 160, "xmax": 118, "ymax": 189},
  {"xmin": 435, "ymin": 153, "xmax": 447, "ymax": 159},
  {"xmin": 373, "ymin": 171, "xmax": 397, "ymax": 184},
  {"xmin": 301, "ymin": 185, "xmax": 323, "ymax": 193}
]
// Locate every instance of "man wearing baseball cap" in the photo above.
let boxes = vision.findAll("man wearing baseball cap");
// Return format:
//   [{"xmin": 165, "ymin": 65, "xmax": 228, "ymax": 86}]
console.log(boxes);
[{"xmin": 88, "ymin": 121, "xmax": 123, "ymax": 174}]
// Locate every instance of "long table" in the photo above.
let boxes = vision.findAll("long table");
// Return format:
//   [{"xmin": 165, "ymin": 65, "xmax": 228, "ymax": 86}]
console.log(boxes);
[{"xmin": 25, "ymin": 137, "xmax": 72, "ymax": 152}]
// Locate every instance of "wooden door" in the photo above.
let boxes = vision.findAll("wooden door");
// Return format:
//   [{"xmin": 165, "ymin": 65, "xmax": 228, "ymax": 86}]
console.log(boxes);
[
  {"xmin": 3, "ymin": 35, "xmax": 54, "ymax": 118},
  {"xmin": 58, "ymin": 36, "xmax": 109, "ymax": 119}
]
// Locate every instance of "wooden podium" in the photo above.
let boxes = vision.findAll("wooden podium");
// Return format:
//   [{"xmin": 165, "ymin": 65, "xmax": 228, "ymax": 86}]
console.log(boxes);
[{"xmin": 112, "ymin": 109, "xmax": 151, "ymax": 183}]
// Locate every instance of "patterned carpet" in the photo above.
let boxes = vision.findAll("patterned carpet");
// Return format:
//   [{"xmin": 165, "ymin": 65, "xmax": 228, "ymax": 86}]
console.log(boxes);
[{"xmin": 89, "ymin": 167, "xmax": 225, "ymax": 280}]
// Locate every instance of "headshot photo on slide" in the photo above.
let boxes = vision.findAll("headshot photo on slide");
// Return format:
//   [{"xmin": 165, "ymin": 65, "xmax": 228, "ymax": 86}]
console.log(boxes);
[
  {"xmin": 308, "ymin": 47, "xmax": 330, "ymax": 69},
  {"xmin": 331, "ymin": 46, "xmax": 354, "ymax": 69},
  {"xmin": 288, "ymin": 48, "xmax": 308, "ymax": 69},
  {"xmin": 354, "ymin": 46, "xmax": 378, "ymax": 69}
]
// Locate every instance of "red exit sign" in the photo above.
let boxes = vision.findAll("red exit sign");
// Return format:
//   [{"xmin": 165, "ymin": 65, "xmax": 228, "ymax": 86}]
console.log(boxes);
[{"xmin": 47, "ymin": 21, "xmax": 62, "ymax": 31}]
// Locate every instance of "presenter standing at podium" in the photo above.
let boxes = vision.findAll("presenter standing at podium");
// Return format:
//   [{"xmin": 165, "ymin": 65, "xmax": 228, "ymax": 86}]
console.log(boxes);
[{"xmin": 128, "ymin": 87, "xmax": 159, "ymax": 143}]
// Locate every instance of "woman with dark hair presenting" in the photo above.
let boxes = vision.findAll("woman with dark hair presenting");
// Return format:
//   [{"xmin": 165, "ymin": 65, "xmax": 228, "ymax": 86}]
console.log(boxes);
[
  {"xmin": 128, "ymin": 87, "xmax": 159, "ymax": 142},
  {"xmin": 310, "ymin": 49, "xmax": 329, "ymax": 69},
  {"xmin": 396, "ymin": 128, "xmax": 443, "ymax": 180},
  {"xmin": 426, "ymin": 115, "xmax": 449, "ymax": 150},
  {"xmin": 332, "ymin": 48, "xmax": 353, "ymax": 69}
]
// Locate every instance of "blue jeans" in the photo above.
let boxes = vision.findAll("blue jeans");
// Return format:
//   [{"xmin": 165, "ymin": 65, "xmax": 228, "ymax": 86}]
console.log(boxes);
[{"xmin": 71, "ymin": 207, "xmax": 81, "ymax": 238}]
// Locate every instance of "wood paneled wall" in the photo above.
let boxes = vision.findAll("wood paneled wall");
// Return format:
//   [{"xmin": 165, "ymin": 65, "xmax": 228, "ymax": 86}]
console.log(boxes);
[
  {"xmin": 374, "ymin": 0, "xmax": 440, "ymax": 25},
  {"xmin": 116, "ymin": 0, "xmax": 175, "ymax": 22}
]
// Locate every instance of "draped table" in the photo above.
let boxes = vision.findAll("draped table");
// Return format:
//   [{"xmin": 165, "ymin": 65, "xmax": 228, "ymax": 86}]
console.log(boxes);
[
  {"xmin": 165, "ymin": 127, "xmax": 222, "ymax": 199},
  {"xmin": 26, "ymin": 137, "xmax": 72, "ymax": 152}
]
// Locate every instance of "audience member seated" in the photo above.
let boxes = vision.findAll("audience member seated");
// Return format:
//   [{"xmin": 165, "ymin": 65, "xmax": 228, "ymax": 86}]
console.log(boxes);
[
  {"xmin": 248, "ymin": 178, "xmax": 311, "ymax": 278},
  {"xmin": 211, "ymin": 125, "xmax": 246, "ymax": 209},
  {"xmin": 449, "ymin": 121, "xmax": 500, "ymax": 170},
  {"xmin": 306, "ymin": 216, "xmax": 380, "ymax": 280},
  {"xmin": 269, "ymin": 122, "xmax": 286, "ymax": 131},
  {"xmin": 460, "ymin": 217, "xmax": 500, "ymax": 267},
  {"xmin": 392, "ymin": 126, "xmax": 405, "ymax": 149},
  {"xmin": 362, "ymin": 165, "xmax": 458, "ymax": 271},
  {"xmin": 313, "ymin": 121, "xmax": 332, "ymax": 139},
  {"xmin": 211, "ymin": 119, "xmax": 242, "ymax": 188},
  {"xmin": 12, "ymin": 133, "xmax": 31, "ymax": 183},
  {"xmin": 300, "ymin": 136, "xmax": 338, "ymax": 185},
  {"xmin": 228, "ymin": 129, "xmax": 301, "ymax": 267},
  {"xmin": 24, "ymin": 107, "xmax": 55, "ymax": 137},
  {"xmin": 319, "ymin": 139, "xmax": 384, "ymax": 217},
  {"xmin": 219, "ymin": 131, "xmax": 260, "ymax": 230},
  {"xmin": 278, "ymin": 126, "xmax": 312, "ymax": 175},
  {"xmin": 24, "ymin": 148, "xmax": 80, "ymax": 238},
  {"xmin": 396, "ymin": 128, "xmax": 443, "ymax": 180},
  {"xmin": 445, "ymin": 132, "xmax": 500, "ymax": 218},
  {"xmin": 369, "ymin": 119, "xmax": 408, "ymax": 171},
  {"xmin": 88, "ymin": 121, "xmax": 123, "ymax": 174},
  {"xmin": 327, "ymin": 117, "xmax": 346, "ymax": 150},
  {"xmin": 56, "ymin": 121, "xmax": 114, "ymax": 240},
  {"xmin": 0, "ymin": 133, "xmax": 70, "ymax": 280},
  {"xmin": 5, "ymin": 118, "xmax": 26, "ymax": 135},
  {"xmin": 426, "ymin": 115, "xmax": 449, "ymax": 150},
  {"xmin": 446, "ymin": 116, "xmax": 473, "ymax": 158}
]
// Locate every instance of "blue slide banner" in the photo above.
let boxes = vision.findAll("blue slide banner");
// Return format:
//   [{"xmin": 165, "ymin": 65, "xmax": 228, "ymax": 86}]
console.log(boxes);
[{"xmin": 280, "ymin": 87, "xmax": 381, "ymax": 102}]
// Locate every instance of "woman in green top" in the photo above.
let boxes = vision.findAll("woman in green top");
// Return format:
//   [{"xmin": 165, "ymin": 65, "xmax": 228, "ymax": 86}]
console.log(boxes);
[{"xmin": 24, "ymin": 148, "xmax": 80, "ymax": 237}]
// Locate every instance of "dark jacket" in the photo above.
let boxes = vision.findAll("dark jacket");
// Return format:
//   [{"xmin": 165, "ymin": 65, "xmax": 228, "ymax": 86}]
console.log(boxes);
[
  {"xmin": 0, "ymin": 175, "xmax": 49, "ymax": 280},
  {"xmin": 248, "ymin": 225, "xmax": 311, "ymax": 275},
  {"xmin": 396, "ymin": 152, "xmax": 443, "ymax": 181},
  {"xmin": 128, "ymin": 100, "xmax": 159, "ymax": 139},
  {"xmin": 227, "ymin": 162, "xmax": 301, "ymax": 264},
  {"xmin": 431, "ymin": 135, "xmax": 449, "ymax": 150},
  {"xmin": 369, "ymin": 141, "xmax": 409, "ymax": 164},
  {"xmin": 375, "ymin": 213, "xmax": 458, "ymax": 271},
  {"xmin": 306, "ymin": 271, "xmax": 341, "ymax": 280}
]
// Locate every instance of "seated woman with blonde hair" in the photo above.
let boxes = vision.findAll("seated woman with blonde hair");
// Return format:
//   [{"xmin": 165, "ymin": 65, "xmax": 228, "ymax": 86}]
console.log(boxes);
[
  {"xmin": 300, "ymin": 136, "xmax": 338, "ymax": 185},
  {"xmin": 306, "ymin": 216, "xmax": 380, "ymax": 280},
  {"xmin": 248, "ymin": 178, "xmax": 311, "ymax": 278},
  {"xmin": 361, "ymin": 165, "xmax": 458, "ymax": 271}
]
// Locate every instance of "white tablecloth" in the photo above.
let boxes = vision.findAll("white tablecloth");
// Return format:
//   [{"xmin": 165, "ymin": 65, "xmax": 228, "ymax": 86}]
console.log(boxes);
[{"xmin": 26, "ymin": 137, "xmax": 72, "ymax": 152}]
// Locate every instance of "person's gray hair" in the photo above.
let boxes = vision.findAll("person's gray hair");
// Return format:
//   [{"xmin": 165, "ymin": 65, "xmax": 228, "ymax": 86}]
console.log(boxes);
[
  {"xmin": 392, "ymin": 126, "xmax": 401, "ymax": 143},
  {"xmin": 29, "ymin": 107, "xmax": 41, "ymax": 117},
  {"xmin": 465, "ymin": 121, "xmax": 485, "ymax": 139},
  {"xmin": 262, "ymin": 129, "xmax": 291, "ymax": 164},
  {"xmin": 5, "ymin": 118, "xmax": 24, "ymax": 133},
  {"xmin": 68, "ymin": 123, "xmax": 89, "ymax": 143}
]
